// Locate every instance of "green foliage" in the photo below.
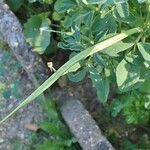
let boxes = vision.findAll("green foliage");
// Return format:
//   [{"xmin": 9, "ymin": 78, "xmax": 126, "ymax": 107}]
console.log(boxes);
[
  {"xmin": 35, "ymin": 99, "xmax": 79, "ymax": 150},
  {"xmin": 12, "ymin": 139, "xmax": 24, "ymax": 150},
  {"xmin": 137, "ymin": 42, "xmax": 150, "ymax": 62},
  {"xmin": 14, "ymin": 0, "xmax": 149, "ymax": 104},
  {"xmin": 101, "ymin": 42, "xmax": 134, "ymax": 57},
  {"xmin": 55, "ymin": 0, "xmax": 77, "ymax": 13},
  {"xmin": 6, "ymin": 0, "xmax": 24, "ymax": 11},
  {"xmin": 24, "ymin": 13, "xmax": 51, "ymax": 54},
  {"xmin": 3, "ymin": 0, "xmax": 150, "ymax": 125},
  {"xmin": 53, "ymin": 0, "xmax": 149, "ymax": 102},
  {"xmin": 122, "ymin": 139, "xmax": 138, "ymax": 150},
  {"xmin": 3, "ymin": 0, "xmax": 150, "ymax": 148},
  {"xmin": 28, "ymin": 0, "xmax": 54, "ymax": 4},
  {"xmin": 110, "ymin": 92, "xmax": 150, "ymax": 125},
  {"xmin": 116, "ymin": 55, "xmax": 144, "ymax": 92},
  {"xmin": 88, "ymin": 64, "xmax": 109, "ymax": 103},
  {"xmin": 109, "ymin": 98, "xmax": 125, "ymax": 117},
  {"xmin": 68, "ymin": 68, "xmax": 87, "ymax": 82},
  {"xmin": 122, "ymin": 138, "xmax": 150, "ymax": 150},
  {"xmin": 123, "ymin": 95, "xmax": 149, "ymax": 125},
  {"xmin": 39, "ymin": 0, "xmax": 54, "ymax": 4},
  {"xmin": 137, "ymin": 0, "xmax": 147, "ymax": 3},
  {"xmin": 0, "ymin": 41, "xmax": 7, "ymax": 49},
  {"xmin": 139, "ymin": 77, "xmax": 150, "ymax": 93},
  {"xmin": 0, "ymin": 82, "xmax": 5, "ymax": 93}
]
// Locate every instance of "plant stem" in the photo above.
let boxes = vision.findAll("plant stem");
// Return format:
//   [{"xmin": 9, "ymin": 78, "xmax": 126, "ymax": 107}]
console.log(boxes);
[
  {"xmin": 133, "ymin": 33, "xmax": 143, "ymax": 52},
  {"xmin": 40, "ymin": 28, "xmax": 72, "ymax": 35},
  {"xmin": 143, "ymin": 0, "xmax": 150, "ymax": 30}
]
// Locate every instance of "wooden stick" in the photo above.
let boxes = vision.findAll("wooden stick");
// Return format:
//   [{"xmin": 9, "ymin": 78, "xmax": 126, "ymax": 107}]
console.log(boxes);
[{"xmin": 60, "ymin": 95, "xmax": 114, "ymax": 150}]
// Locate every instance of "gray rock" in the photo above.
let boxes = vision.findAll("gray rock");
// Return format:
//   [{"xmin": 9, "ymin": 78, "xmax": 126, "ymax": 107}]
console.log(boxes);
[{"xmin": 60, "ymin": 96, "xmax": 114, "ymax": 150}]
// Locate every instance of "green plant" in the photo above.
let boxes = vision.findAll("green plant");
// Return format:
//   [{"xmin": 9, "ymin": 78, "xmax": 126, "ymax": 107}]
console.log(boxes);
[
  {"xmin": 122, "ymin": 137, "xmax": 150, "ymax": 150},
  {"xmin": 35, "ymin": 98, "xmax": 80, "ymax": 150},
  {"xmin": 24, "ymin": 13, "xmax": 52, "ymax": 54},
  {"xmin": 2, "ymin": 0, "xmax": 150, "ymax": 148},
  {"xmin": 54, "ymin": 0, "xmax": 150, "ymax": 98},
  {"xmin": 123, "ymin": 94, "xmax": 150, "ymax": 125},
  {"xmin": 21, "ymin": 0, "xmax": 149, "ymax": 101},
  {"xmin": 2, "ymin": 0, "xmax": 149, "ymax": 122},
  {"xmin": 2, "ymin": 0, "xmax": 149, "ymax": 117},
  {"xmin": 110, "ymin": 92, "xmax": 150, "ymax": 125}
]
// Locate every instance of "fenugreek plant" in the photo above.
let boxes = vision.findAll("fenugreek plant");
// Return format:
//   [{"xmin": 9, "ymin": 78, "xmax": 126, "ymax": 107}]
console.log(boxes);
[{"xmin": 1, "ymin": 0, "xmax": 150, "ymax": 126}]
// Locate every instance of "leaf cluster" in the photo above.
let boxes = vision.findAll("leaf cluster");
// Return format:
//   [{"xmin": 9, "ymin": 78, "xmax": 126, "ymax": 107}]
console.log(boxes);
[
  {"xmin": 35, "ymin": 99, "xmax": 80, "ymax": 150},
  {"xmin": 110, "ymin": 92, "xmax": 150, "ymax": 125},
  {"xmin": 53, "ymin": 0, "xmax": 150, "ymax": 104}
]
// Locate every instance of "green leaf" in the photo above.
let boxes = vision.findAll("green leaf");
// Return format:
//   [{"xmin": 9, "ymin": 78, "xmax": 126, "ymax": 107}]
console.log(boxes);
[
  {"xmin": 91, "ymin": 14, "xmax": 108, "ymax": 33},
  {"xmin": 63, "ymin": 16, "xmax": 73, "ymax": 28},
  {"xmin": 7, "ymin": 0, "xmax": 24, "ymax": 11},
  {"xmin": 58, "ymin": 31, "xmax": 84, "ymax": 51},
  {"xmin": 36, "ymin": 141, "xmax": 65, "ymax": 150},
  {"xmin": 40, "ymin": 122, "xmax": 69, "ymax": 138},
  {"xmin": 83, "ymin": 11, "xmax": 94, "ymax": 27},
  {"xmin": 40, "ymin": 0, "xmax": 54, "ymax": 4},
  {"xmin": 67, "ymin": 68, "xmax": 86, "ymax": 82},
  {"xmin": 65, "ymin": 63, "xmax": 81, "ymax": 74},
  {"xmin": 116, "ymin": 56, "xmax": 144, "ymax": 92},
  {"xmin": 12, "ymin": 140, "xmax": 24, "ymax": 150},
  {"xmin": 101, "ymin": 42, "xmax": 134, "ymax": 57},
  {"xmin": 88, "ymin": 65, "xmax": 109, "ymax": 103},
  {"xmin": 139, "ymin": 77, "xmax": 150, "ymax": 94},
  {"xmin": 36, "ymin": 137, "xmax": 76, "ymax": 150},
  {"xmin": 122, "ymin": 139, "xmax": 137, "ymax": 150},
  {"xmin": 110, "ymin": 99, "xmax": 125, "ymax": 117},
  {"xmin": 85, "ymin": 0, "xmax": 107, "ymax": 4},
  {"xmin": 114, "ymin": 0, "xmax": 127, "ymax": 4},
  {"xmin": 115, "ymin": 1, "xmax": 129, "ymax": 18},
  {"xmin": 93, "ymin": 53, "xmax": 107, "ymax": 67},
  {"xmin": 41, "ymin": 100, "xmax": 59, "ymax": 121},
  {"xmin": 63, "ymin": 53, "xmax": 82, "ymax": 75},
  {"xmin": 63, "ymin": 10, "xmax": 94, "ymax": 29},
  {"xmin": 28, "ymin": 0, "xmax": 38, "ymax": 3},
  {"xmin": 92, "ymin": 13, "xmax": 116, "ymax": 41},
  {"xmin": 137, "ymin": 0, "xmax": 147, "ymax": 3},
  {"xmin": 137, "ymin": 42, "xmax": 150, "ymax": 62},
  {"xmin": 24, "ymin": 13, "xmax": 51, "ymax": 54},
  {"xmin": 54, "ymin": 0, "xmax": 77, "ymax": 13},
  {"xmin": 123, "ymin": 93, "xmax": 150, "ymax": 125}
]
